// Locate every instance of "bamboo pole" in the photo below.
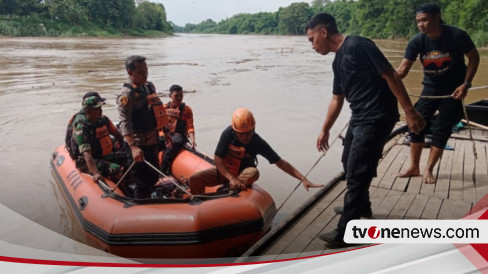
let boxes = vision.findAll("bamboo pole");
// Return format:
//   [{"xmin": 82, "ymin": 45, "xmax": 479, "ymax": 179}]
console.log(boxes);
[{"xmin": 462, "ymin": 119, "xmax": 488, "ymax": 131}]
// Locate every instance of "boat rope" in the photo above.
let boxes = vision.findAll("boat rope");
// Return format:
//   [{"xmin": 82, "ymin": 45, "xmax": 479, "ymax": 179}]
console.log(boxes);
[
  {"xmin": 410, "ymin": 85, "xmax": 488, "ymax": 91},
  {"xmin": 268, "ymin": 122, "xmax": 349, "ymax": 225},
  {"xmin": 106, "ymin": 148, "xmax": 238, "ymax": 200},
  {"xmin": 466, "ymin": 85, "xmax": 488, "ymax": 91},
  {"xmin": 409, "ymin": 93, "xmax": 477, "ymax": 159},
  {"xmin": 191, "ymin": 191, "xmax": 237, "ymax": 200},
  {"xmin": 275, "ymin": 121, "xmax": 349, "ymax": 214},
  {"xmin": 110, "ymin": 161, "xmax": 136, "ymax": 193},
  {"xmin": 144, "ymin": 160, "xmax": 193, "ymax": 197}
]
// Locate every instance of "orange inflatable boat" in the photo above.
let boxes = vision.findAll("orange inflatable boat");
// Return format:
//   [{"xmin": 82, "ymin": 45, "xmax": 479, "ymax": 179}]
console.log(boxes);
[{"xmin": 51, "ymin": 145, "xmax": 276, "ymax": 259}]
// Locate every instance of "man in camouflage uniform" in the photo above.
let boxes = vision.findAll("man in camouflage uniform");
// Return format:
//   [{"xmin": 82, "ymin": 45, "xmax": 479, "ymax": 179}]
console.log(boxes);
[
  {"xmin": 72, "ymin": 95, "xmax": 125, "ymax": 182},
  {"xmin": 65, "ymin": 91, "xmax": 106, "ymax": 158}
]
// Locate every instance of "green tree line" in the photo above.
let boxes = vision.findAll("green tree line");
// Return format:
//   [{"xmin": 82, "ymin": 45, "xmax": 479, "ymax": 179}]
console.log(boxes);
[
  {"xmin": 0, "ymin": 0, "xmax": 173, "ymax": 36},
  {"xmin": 177, "ymin": 0, "xmax": 488, "ymax": 46}
]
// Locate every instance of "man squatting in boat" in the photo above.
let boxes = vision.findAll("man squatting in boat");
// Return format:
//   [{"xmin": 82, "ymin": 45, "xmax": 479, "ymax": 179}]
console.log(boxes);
[
  {"xmin": 306, "ymin": 13, "xmax": 425, "ymax": 247},
  {"xmin": 69, "ymin": 93, "xmax": 125, "ymax": 183},
  {"xmin": 397, "ymin": 2, "xmax": 480, "ymax": 184},
  {"xmin": 188, "ymin": 108, "xmax": 323, "ymax": 195},
  {"xmin": 117, "ymin": 55, "xmax": 173, "ymax": 199}
]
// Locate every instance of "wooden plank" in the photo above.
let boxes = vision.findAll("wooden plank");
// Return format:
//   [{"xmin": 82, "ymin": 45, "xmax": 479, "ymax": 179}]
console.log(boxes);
[
  {"xmin": 300, "ymin": 209, "xmax": 343, "ymax": 256},
  {"xmin": 421, "ymin": 196, "xmax": 443, "ymax": 219},
  {"xmin": 275, "ymin": 202, "xmax": 343, "ymax": 259},
  {"xmin": 404, "ymin": 194, "xmax": 429, "ymax": 219},
  {"xmin": 371, "ymin": 145, "xmax": 402, "ymax": 187},
  {"xmin": 434, "ymin": 147, "xmax": 454, "ymax": 199},
  {"xmin": 386, "ymin": 193, "xmax": 417, "ymax": 220},
  {"xmin": 474, "ymin": 141, "xmax": 488, "ymax": 202},
  {"xmin": 475, "ymin": 129, "xmax": 485, "ymax": 136},
  {"xmin": 369, "ymin": 186, "xmax": 392, "ymax": 215},
  {"xmin": 378, "ymin": 145, "xmax": 406, "ymax": 189},
  {"xmin": 456, "ymin": 202, "xmax": 474, "ymax": 218},
  {"xmin": 438, "ymin": 199, "xmax": 473, "ymax": 219},
  {"xmin": 299, "ymin": 186, "xmax": 389, "ymax": 256},
  {"xmin": 243, "ymin": 173, "xmax": 347, "ymax": 261},
  {"xmin": 391, "ymin": 145, "xmax": 413, "ymax": 192},
  {"xmin": 463, "ymin": 139, "xmax": 477, "ymax": 202},
  {"xmin": 261, "ymin": 180, "xmax": 347, "ymax": 256},
  {"xmin": 319, "ymin": 215, "xmax": 354, "ymax": 254},
  {"xmin": 386, "ymin": 145, "xmax": 411, "ymax": 191},
  {"xmin": 437, "ymin": 199, "xmax": 458, "ymax": 219},
  {"xmin": 373, "ymin": 189, "xmax": 404, "ymax": 219},
  {"xmin": 451, "ymin": 133, "xmax": 488, "ymax": 142},
  {"xmin": 405, "ymin": 147, "xmax": 430, "ymax": 194},
  {"xmin": 387, "ymin": 193, "xmax": 417, "ymax": 219},
  {"xmin": 449, "ymin": 138, "xmax": 465, "ymax": 200},
  {"xmin": 275, "ymin": 186, "xmax": 347, "ymax": 257},
  {"xmin": 419, "ymin": 148, "xmax": 439, "ymax": 196}
]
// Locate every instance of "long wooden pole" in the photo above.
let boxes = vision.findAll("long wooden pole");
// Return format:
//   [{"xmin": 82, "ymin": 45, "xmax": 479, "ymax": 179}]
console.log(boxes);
[{"xmin": 462, "ymin": 119, "xmax": 488, "ymax": 131}]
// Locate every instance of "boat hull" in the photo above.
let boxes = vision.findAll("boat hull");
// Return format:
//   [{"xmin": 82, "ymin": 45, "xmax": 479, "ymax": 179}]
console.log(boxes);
[{"xmin": 466, "ymin": 99, "xmax": 488, "ymax": 126}]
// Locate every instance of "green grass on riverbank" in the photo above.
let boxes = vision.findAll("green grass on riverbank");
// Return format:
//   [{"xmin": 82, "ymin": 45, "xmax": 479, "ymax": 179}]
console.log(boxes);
[{"xmin": 0, "ymin": 17, "xmax": 171, "ymax": 38}]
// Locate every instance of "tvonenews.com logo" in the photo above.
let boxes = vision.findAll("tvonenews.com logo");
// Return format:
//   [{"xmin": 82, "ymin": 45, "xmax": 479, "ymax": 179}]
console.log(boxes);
[{"xmin": 344, "ymin": 220, "xmax": 488, "ymax": 244}]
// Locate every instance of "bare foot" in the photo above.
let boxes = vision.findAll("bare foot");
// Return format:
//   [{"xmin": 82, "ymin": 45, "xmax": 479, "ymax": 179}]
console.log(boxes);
[
  {"xmin": 398, "ymin": 166, "xmax": 420, "ymax": 178},
  {"xmin": 423, "ymin": 170, "xmax": 436, "ymax": 184}
]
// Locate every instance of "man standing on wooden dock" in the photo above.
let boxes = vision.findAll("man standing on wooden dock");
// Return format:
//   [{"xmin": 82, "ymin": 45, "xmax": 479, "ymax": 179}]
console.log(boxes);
[
  {"xmin": 396, "ymin": 2, "xmax": 480, "ymax": 184},
  {"xmin": 306, "ymin": 13, "xmax": 425, "ymax": 247}
]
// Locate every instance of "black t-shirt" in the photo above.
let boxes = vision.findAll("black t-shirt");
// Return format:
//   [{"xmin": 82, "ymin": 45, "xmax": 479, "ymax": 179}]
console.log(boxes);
[
  {"xmin": 404, "ymin": 25, "xmax": 475, "ymax": 95},
  {"xmin": 215, "ymin": 126, "xmax": 281, "ymax": 171},
  {"xmin": 333, "ymin": 35, "xmax": 399, "ymax": 124}
]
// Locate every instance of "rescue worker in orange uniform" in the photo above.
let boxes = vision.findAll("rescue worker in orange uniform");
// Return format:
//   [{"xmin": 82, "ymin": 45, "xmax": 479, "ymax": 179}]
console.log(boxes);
[
  {"xmin": 160, "ymin": 84, "xmax": 196, "ymax": 175},
  {"xmin": 189, "ymin": 108, "xmax": 323, "ymax": 195},
  {"xmin": 117, "ymin": 55, "xmax": 172, "ymax": 199},
  {"xmin": 72, "ymin": 95, "xmax": 125, "ymax": 183}
]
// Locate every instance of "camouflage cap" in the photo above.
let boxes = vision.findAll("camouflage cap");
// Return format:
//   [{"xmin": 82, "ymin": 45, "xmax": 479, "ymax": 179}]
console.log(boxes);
[
  {"xmin": 82, "ymin": 96, "xmax": 105, "ymax": 108},
  {"xmin": 83, "ymin": 91, "xmax": 106, "ymax": 101}
]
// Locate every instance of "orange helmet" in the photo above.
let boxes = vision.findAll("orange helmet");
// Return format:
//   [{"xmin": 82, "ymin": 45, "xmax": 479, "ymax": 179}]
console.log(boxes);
[{"xmin": 231, "ymin": 108, "xmax": 255, "ymax": 133}]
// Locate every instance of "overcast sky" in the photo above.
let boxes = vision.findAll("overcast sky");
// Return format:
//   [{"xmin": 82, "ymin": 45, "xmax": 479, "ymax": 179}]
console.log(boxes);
[{"xmin": 154, "ymin": 0, "xmax": 304, "ymax": 26}]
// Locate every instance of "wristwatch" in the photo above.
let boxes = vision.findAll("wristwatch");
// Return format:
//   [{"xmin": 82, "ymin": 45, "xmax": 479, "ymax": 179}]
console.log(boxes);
[{"xmin": 464, "ymin": 81, "xmax": 472, "ymax": 89}]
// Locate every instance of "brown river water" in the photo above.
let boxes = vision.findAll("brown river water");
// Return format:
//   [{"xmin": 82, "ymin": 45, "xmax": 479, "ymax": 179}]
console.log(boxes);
[{"xmin": 0, "ymin": 33, "xmax": 487, "ymax": 260}]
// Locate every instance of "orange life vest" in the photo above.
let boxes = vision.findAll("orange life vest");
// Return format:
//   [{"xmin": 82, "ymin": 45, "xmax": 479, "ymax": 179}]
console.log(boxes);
[
  {"xmin": 165, "ymin": 102, "xmax": 187, "ymax": 134},
  {"xmin": 124, "ymin": 83, "xmax": 169, "ymax": 132},
  {"xmin": 147, "ymin": 93, "xmax": 168, "ymax": 130},
  {"xmin": 223, "ymin": 144, "xmax": 245, "ymax": 176},
  {"xmin": 72, "ymin": 116, "xmax": 114, "ymax": 159},
  {"xmin": 95, "ymin": 125, "xmax": 113, "ymax": 157}
]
